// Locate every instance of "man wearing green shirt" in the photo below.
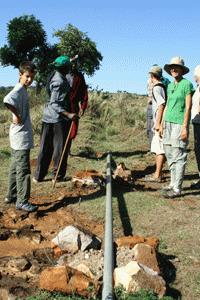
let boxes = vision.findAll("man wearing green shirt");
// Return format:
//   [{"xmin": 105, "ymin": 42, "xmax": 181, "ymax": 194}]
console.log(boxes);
[{"xmin": 161, "ymin": 57, "xmax": 194, "ymax": 198}]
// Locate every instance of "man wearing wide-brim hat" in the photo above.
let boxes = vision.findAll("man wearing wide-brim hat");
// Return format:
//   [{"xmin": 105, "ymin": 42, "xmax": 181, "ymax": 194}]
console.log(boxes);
[
  {"xmin": 33, "ymin": 55, "xmax": 78, "ymax": 183},
  {"xmin": 160, "ymin": 56, "xmax": 194, "ymax": 198}
]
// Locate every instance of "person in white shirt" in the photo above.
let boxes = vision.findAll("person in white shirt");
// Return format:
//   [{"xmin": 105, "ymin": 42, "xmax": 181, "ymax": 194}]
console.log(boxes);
[
  {"xmin": 191, "ymin": 65, "xmax": 200, "ymax": 189},
  {"xmin": 145, "ymin": 66, "xmax": 166, "ymax": 182}
]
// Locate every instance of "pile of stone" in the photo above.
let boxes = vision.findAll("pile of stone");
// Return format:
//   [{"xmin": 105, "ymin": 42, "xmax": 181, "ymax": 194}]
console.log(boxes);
[
  {"xmin": 39, "ymin": 227, "xmax": 166, "ymax": 298},
  {"xmin": 114, "ymin": 236, "xmax": 166, "ymax": 298}
]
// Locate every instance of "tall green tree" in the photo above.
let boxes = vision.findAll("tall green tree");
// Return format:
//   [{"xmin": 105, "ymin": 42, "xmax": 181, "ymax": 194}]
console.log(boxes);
[
  {"xmin": 0, "ymin": 15, "xmax": 58, "ymax": 93},
  {"xmin": 54, "ymin": 24, "xmax": 103, "ymax": 76}
]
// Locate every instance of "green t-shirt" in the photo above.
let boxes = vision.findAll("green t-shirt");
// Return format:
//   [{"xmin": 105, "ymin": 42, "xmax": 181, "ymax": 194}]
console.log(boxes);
[{"xmin": 164, "ymin": 78, "xmax": 194, "ymax": 125}]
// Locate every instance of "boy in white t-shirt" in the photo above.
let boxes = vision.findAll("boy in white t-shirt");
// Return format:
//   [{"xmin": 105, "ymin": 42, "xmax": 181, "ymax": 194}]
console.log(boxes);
[
  {"xmin": 145, "ymin": 66, "xmax": 167, "ymax": 182},
  {"xmin": 3, "ymin": 61, "xmax": 37, "ymax": 212}
]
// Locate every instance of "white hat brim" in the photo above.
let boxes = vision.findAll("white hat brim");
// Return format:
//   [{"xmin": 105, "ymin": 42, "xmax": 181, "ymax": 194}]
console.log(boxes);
[{"xmin": 164, "ymin": 64, "xmax": 189, "ymax": 75}]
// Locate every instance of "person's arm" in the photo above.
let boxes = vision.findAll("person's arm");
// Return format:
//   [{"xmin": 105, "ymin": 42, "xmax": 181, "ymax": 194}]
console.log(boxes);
[
  {"xmin": 181, "ymin": 93, "xmax": 192, "ymax": 142},
  {"xmin": 50, "ymin": 81, "xmax": 78, "ymax": 120},
  {"xmin": 155, "ymin": 104, "xmax": 165, "ymax": 131},
  {"xmin": 79, "ymin": 75, "xmax": 88, "ymax": 117},
  {"xmin": 4, "ymin": 103, "xmax": 22, "ymax": 124}
]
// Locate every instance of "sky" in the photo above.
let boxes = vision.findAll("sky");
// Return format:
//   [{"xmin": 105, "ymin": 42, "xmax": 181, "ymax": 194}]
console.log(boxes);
[{"xmin": 0, "ymin": 0, "xmax": 200, "ymax": 94}]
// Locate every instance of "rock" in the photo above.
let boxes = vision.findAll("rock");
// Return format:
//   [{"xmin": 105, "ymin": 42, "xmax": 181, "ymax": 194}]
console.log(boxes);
[
  {"xmin": 0, "ymin": 289, "xmax": 10, "ymax": 300},
  {"xmin": 51, "ymin": 243, "xmax": 63, "ymax": 257},
  {"xmin": 57, "ymin": 250, "xmax": 104, "ymax": 281},
  {"xmin": 8, "ymin": 257, "xmax": 31, "ymax": 272},
  {"xmin": 0, "ymin": 229, "xmax": 12, "ymax": 241},
  {"xmin": 75, "ymin": 264, "xmax": 95, "ymax": 279},
  {"xmin": 51, "ymin": 225, "xmax": 101, "ymax": 253},
  {"xmin": 72, "ymin": 170, "xmax": 104, "ymax": 187},
  {"xmin": 28, "ymin": 260, "xmax": 41, "ymax": 275},
  {"xmin": 40, "ymin": 265, "xmax": 99, "ymax": 297},
  {"xmin": 133, "ymin": 243, "xmax": 160, "ymax": 274},
  {"xmin": 40, "ymin": 266, "xmax": 69, "ymax": 293},
  {"xmin": 115, "ymin": 235, "xmax": 159, "ymax": 250},
  {"xmin": 114, "ymin": 262, "xmax": 166, "ymax": 298},
  {"xmin": 113, "ymin": 162, "xmax": 134, "ymax": 184},
  {"xmin": 16, "ymin": 225, "xmax": 43, "ymax": 244},
  {"xmin": 114, "ymin": 261, "xmax": 141, "ymax": 290},
  {"xmin": 129, "ymin": 268, "xmax": 166, "ymax": 298}
]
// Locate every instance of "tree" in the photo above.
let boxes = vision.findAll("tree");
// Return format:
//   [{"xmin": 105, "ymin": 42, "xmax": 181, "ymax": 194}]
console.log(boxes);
[
  {"xmin": 0, "ymin": 15, "xmax": 58, "ymax": 93},
  {"xmin": 54, "ymin": 24, "xmax": 103, "ymax": 76}
]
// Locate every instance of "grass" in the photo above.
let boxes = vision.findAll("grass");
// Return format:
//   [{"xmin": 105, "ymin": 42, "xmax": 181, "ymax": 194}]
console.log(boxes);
[{"xmin": 1, "ymin": 89, "xmax": 200, "ymax": 299}]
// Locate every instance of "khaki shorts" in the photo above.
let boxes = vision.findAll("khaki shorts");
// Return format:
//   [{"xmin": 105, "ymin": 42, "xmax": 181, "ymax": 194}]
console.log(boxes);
[{"xmin": 151, "ymin": 131, "xmax": 165, "ymax": 155}]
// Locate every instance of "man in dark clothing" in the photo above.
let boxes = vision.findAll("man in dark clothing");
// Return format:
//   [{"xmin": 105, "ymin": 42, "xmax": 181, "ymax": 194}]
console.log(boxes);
[{"xmin": 33, "ymin": 56, "xmax": 78, "ymax": 182}]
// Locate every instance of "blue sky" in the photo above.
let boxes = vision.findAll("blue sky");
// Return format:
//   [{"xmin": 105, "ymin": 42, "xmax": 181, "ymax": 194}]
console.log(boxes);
[{"xmin": 0, "ymin": 0, "xmax": 200, "ymax": 93}]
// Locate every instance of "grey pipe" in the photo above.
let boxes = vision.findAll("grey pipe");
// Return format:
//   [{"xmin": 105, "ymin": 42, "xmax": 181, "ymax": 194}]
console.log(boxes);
[{"xmin": 102, "ymin": 153, "xmax": 114, "ymax": 300}]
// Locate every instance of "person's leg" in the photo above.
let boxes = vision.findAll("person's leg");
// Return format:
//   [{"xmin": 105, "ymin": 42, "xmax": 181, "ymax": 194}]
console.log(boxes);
[
  {"xmin": 34, "ymin": 123, "xmax": 54, "ymax": 181},
  {"xmin": 173, "ymin": 147, "xmax": 187, "ymax": 192},
  {"xmin": 155, "ymin": 154, "xmax": 165, "ymax": 178},
  {"xmin": 163, "ymin": 144, "xmax": 176, "ymax": 188},
  {"xmin": 6, "ymin": 149, "xmax": 17, "ymax": 202},
  {"xmin": 15, "ymin": 150, "xmax": 37, "ymax": 212},
  {"xmin": 194, "ymin": 124, "xmax": 200, "ymax": 175},
  {"xmin": 146, "ymin": 103, "xmax": 153, "ymax": 149},
  {"xmin": 52, "ymin": 120, "xmax": 71, "ymax": 178},
  {"xmin": 15, "ymin": 150, "xmax": 31, "ymax": 205}
]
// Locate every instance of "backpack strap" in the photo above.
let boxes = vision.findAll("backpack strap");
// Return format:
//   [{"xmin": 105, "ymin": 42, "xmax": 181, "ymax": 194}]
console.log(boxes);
[{"xmin": 152, "ymin": 83, "xmax": 167, "ymax": 103}]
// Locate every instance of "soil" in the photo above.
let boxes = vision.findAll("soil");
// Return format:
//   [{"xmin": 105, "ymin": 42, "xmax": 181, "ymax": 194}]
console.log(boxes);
[{"xmin": 0, "ymin": 174, "xmax": 105, "ymax": 299}]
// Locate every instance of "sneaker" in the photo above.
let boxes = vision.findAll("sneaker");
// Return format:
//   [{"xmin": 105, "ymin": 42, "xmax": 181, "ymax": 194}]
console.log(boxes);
[
  {"xmin": 163, "ymin": 189, "xmax": 181, "ymax": 199},
  {"xmin": 32, "ymin": 177, "xmax": 42, "ymax": 183},
  {"xmin": 160, "ymin": 185, "xmax": 174, "ymax": 195},
  {"xmin": 4, "ymin": 197, "xmax": 16, "ymax": 204},
  {"xmin": 190, "ymin": 180, "xmax": 200, "ymax": 190},
  {"xmin": 16, "ymin": 202, "xmax": 38, "ymax": 212}
]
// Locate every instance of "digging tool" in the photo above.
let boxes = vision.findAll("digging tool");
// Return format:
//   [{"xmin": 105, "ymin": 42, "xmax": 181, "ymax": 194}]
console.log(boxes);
[{"xmin": 52, "ymin": 121, "xmax": 73, "ymax": 188}]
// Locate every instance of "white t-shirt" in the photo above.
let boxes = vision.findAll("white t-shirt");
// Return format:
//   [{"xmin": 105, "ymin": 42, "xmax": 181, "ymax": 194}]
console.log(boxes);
[
  {"xmin": 152, "ymin": 85, "xmax": 166, "ymax": 128},
  {"xmin": 3, "ymin": 83, "xmax": 34, "ymax": 150},
  {"xmin": 191, "ymin": 86, "xmax": 200, "ymax": 124}
]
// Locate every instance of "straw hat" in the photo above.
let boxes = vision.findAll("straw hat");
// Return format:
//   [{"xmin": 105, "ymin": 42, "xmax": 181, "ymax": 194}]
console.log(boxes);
[
  {"xmin": 149, "ymin": 65, "xmax": 162, "ymax": 78},
  {"xmin": 194, "ymin": 65, "xmax": 200, "ymax": 78},
  {"xmin": 164, "ymin": 56, "xmax": 189, "ymax": 75}
]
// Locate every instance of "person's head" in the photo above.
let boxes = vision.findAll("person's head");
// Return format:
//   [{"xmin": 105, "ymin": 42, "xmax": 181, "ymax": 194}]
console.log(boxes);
[
  {"xmin": 52, "ymin": 55, "xmax": 71, "ymax": 75},
  {"xmin": 149, "ymin": 65, "xmax": 162, "ymax": 84},
  {"xmin": 19, "ymin": 61, "xmax": 36, "ymax": 87},
  {"xmin": 194, "ymin": 65, "xmax": 200, "ymax": 85},
  {"xmin": 164, "ymin": 57, "xmax": 189, "ymax": 80}
]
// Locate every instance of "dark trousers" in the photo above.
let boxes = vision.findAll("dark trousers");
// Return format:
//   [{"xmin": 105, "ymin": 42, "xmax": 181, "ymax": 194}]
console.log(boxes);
[
  {"xmin": 193, "ymin": 124, "xmax": 200, "ymax": 174},
  {"xmin": 146, "ymin": 103, "xmax": 153, "ymax": 148},
  {"xmin": 7, "ymin": 149, "xmax": 31, "ymax": 204},
  {"xmin": 34, "ymin": 120, "xmax": 71, "ymax": 181}
]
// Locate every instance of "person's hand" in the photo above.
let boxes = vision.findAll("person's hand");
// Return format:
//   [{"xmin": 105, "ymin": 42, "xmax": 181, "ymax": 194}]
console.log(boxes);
[
  {"xmin": 79, "ymin": 108, "xmax": 84, "ymax": 117},
  {"xmin": 181, "ymin": 127, "xmax": 188, "ymax": 142},
  {"xmin": 67, "ymin": 113, "xmax": 79, "ymax": 121},
  {"xmin": 159, "ymin": 124, "xmax": 163, "ymax": 138},
  {"xmin": 12, "ymin": 114, "xmax": 22, "ymax": 125},
  {"xmin": 78, "ymin": 102, "xmax": 84, "ymax": 117},
  {"xmin": 155, "ymin": 124, "xmax": 160, "ymax": 132}
]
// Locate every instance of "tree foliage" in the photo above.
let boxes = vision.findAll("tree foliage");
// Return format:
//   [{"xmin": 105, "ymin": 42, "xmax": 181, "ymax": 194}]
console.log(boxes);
[
  {"xmin": 54, "ymin": 24, "xmax": 103, "ymax": 76},
  {"xmin": 0, "ymin": 15, "xmax": 58, "ymax": 92}
]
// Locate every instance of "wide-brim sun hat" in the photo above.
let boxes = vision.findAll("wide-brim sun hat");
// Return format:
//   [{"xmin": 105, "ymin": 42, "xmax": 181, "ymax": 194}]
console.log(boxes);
[
  {"xmin": 164, "ymin": 56, "xmax": 189, "ymax": 75},
  {"xmin": 149, "ymin": 65, "xmax": 162, "ymax": 78},
  {"xmin": 194, "ymin": 65, "xmax": 200, "ymax": 78},
  {"xmin": 52, "ymin": 55, "xmax": 71, "ymax": 68}
]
